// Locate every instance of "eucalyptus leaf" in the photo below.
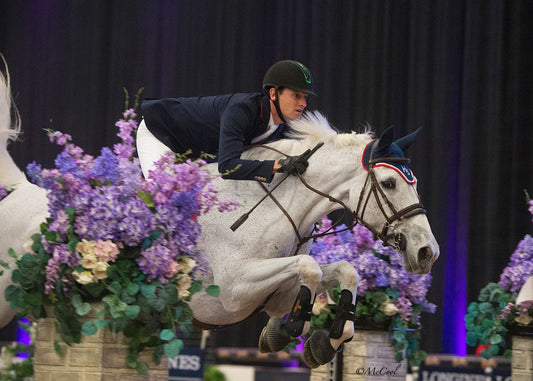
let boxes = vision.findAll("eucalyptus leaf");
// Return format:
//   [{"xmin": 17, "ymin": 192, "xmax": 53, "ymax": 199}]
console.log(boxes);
[
  {"xmin": 205, "ymin": 285, "xmax": 220, "ymax": 297},
  {"xmin": 8, "ymin": 248, "xmax": 18, "ymax": 259},
  {"xmin": 164, "ymin": 339, "xmax": 183, "ymax": 358},
  {"xmin": 81, "ymin": 321, "xmax": 97, "ymax": 336},
  {"xmin": 160, "ymin": 329, "xmax": 175, "ymax": 341},
  {"xmin": 76, "ymin": 302, "xmax": 92, "ymax": 316},
  {"xmin": 125, "ymin": 305, "xmax": 140, "ymax": 319},
  {"xmin": 127, "ymin": 282, "xmax": 140, "ymax": 296},
  {"xmin": 71, "ymin": 294, "xmax": 82, "ymax": 308},
  {"xmin": 140, "ymin": 284, "xmax": 157, "ymax": 299},
  {"xmin": 136, "ymin": 361, "xmax": 149, "ymax": 375}
]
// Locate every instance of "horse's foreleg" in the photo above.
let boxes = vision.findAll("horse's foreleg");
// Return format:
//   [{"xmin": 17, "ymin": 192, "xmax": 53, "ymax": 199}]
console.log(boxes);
[
  {"xmin": 303, "ymin": 260, "xmax": 358, "ymax": 368},
  {"xmin": 318, "ymin": 260, "xmax": 358, "ymax": 348}
]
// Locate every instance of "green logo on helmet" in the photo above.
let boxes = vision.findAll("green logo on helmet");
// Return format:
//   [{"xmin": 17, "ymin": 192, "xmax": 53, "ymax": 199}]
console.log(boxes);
[{"xmin": 291, "ymin": 61, "xmax": 312, "ymax": 84}]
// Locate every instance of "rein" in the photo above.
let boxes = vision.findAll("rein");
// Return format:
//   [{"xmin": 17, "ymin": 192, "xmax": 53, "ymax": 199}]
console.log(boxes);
[{"xmin": 243, "ymin": 140, "xmax": 426, "ymax": 253}]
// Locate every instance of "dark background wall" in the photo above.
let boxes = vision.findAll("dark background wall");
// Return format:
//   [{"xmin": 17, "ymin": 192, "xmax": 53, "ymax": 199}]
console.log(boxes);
[{"xmin": 1, "ymin": 0, "xmax": 532, "ymax": 355}]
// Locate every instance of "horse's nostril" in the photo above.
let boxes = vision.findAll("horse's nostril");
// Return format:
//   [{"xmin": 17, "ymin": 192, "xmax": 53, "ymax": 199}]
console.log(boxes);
[{"xmin": 418, "ymin": 247, "xmax": 431, "ymax": 262}]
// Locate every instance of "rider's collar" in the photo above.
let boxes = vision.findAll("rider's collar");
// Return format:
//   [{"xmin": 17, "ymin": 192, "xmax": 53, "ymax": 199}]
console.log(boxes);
[{"xmin": 362, "ymin": 139, "xmax": 417, "ymax": 184}]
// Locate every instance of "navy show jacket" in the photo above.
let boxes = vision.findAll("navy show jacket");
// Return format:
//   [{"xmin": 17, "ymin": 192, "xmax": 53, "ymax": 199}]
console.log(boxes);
[{"xmin": 141, "ymin": 93, "xmax": 286, "ymax": 183}]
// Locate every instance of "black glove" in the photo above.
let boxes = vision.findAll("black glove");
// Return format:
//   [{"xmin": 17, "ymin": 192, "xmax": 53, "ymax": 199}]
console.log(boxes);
[{"xmin": 278, "ymin": 154, "xmax": 309, "ymax": 175}]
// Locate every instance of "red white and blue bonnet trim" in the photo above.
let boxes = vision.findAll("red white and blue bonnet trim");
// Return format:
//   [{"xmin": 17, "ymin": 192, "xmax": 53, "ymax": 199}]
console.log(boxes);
[{"xmin": 362, "ymin": 139, "xmax": 417, "ymax": 184}]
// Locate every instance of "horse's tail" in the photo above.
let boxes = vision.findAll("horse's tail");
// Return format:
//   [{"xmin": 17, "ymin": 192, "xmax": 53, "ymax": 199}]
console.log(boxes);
[{"xmin": 0, "ymin": 54, "xmax": 28, "ymax": 188}]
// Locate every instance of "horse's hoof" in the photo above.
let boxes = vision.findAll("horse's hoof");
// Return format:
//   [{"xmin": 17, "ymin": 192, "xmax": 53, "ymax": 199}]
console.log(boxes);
[
  {"xmin": 302, "ymin": 330, "xmax": 337, "ymax": 369},
  {"xmin": 258, "ymin": 317, "xmax": 291, "ymax": 353}
]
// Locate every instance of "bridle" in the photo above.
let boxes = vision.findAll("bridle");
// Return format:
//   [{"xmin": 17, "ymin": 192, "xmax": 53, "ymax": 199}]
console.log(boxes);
[{"xmin": 248, "ymin": 140, "xmax": 426, "ymax": 253}]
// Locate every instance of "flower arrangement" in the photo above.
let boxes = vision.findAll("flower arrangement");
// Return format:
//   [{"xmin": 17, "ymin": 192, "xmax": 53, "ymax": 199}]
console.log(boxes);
[
  {"xmin": 465, "ymin": 196, "xmax": 533, "ymax": 359},
  {"xmin": 309, "ymin": 218, "xmax": 436, "ymax": 367},
  {"xmin": 1, "ymin": 92, "xmax": 237, "ymax": 374}
]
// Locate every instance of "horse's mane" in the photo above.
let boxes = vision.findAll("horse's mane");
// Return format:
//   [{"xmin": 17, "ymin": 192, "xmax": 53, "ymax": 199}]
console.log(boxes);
[
  {"xmin": 0, "ymin": 54, "xmax": 21, "ymax": 149},
  {"xmin": 244, "ymin": 111, "xmax": 373, "ymax": 159}
]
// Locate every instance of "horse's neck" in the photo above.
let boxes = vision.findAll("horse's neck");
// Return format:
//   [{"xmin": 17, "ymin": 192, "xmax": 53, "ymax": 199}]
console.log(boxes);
[
  {"xmin": 273, "ymin": 144, "xmax": 363, "ymax": 234},
  {"xmin": 0, "ymin": 149, "xmax": 28, "ymax": 188}
]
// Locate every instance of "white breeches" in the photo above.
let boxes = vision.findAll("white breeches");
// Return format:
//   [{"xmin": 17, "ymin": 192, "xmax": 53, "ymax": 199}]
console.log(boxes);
[{"xmin": 136, "ymin": 120, "xmax": 173, "ymax": 178}]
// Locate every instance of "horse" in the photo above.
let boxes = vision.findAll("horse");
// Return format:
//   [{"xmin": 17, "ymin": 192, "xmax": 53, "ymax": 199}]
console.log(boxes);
[
  {"xmin": 0, "ymin": 69, "xmax": 439, "ymax": 368},
  {"xmin": 187, "ymin": 114, "xmax": 439, "ymax": 367},
  {"xmin": 0, "ymin": 64, "xmax": 49, "ymax": 328}
]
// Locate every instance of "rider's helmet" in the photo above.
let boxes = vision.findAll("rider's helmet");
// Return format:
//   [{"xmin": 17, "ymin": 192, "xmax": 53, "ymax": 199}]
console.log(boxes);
[{"xmin": 263, "ymin": 60, "xmax": 316, "ymax": 96}]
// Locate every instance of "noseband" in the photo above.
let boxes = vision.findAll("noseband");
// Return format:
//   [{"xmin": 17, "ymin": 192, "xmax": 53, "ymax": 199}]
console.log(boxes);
[{"xmin": 247, "ymin": 142, "xmax": 426, "ymax": 253}]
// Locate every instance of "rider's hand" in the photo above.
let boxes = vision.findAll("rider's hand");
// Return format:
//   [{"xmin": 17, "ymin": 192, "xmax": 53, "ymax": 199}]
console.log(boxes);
[{"xmin": 277, "ymin": 154, "xmax": 309, "ymax": 175}]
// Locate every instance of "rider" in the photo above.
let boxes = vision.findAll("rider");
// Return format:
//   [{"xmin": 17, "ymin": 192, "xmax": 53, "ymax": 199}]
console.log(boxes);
[{"xmin": 136, "ymin": 60, "xmax": 316, "ymax": 182}]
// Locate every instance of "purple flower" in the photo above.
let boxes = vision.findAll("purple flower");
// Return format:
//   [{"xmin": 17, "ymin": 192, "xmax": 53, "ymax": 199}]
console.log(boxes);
[
  {"xmin": 499, "ymin": 235, "xmax": 533, "ymax": 292},
  {"xmin": 26, "ymin": 162, "xmax": 43, "ymax": 185},
  {"xmin": 0, "ymin": 186, "xmax": 8, "ymax": 202},
  {"xmin": 54, "ymin": 151, "xmax": 79, "ymax": 176},
  {"xmin": 90, "ymin": 147, "xmax": 118, "ymax": 183},
  {"xmin": 137, "ymin": 236, "xmax": 176, "ymax": 284}
]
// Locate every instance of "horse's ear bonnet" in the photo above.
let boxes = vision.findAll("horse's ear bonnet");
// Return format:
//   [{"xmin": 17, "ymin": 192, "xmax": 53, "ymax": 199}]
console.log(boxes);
[{"xmin": 362, "ymin": 126, "xmax": 420, "ymax": 184}]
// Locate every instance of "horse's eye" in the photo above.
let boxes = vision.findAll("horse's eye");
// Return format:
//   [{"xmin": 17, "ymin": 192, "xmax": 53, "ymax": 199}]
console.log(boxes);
[{"xmin": 381, "ymin": 179, "xmax": 396, "ymax": 189}]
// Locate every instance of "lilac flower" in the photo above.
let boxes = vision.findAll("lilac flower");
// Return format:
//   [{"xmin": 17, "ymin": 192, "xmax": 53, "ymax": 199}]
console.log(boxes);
[
  {"xmin": 0, "ymin": 186, "xmax": 7, "ymax": 202},
  {"xmin": 172, "ymin": 190, "xmax": 201, "ymax": 219},
  {"xmin": 90, "ymin": 147, "xmax": 118, "ymax": 183},
  {"xmin": 48, "ymin": 131, "xmax": 72, "ymax": 146},
  {"xmin": 499, "ymin": 235, "xmax": 533, "ymax": 292},
  {"xmin": 55, "ymin": 151, "xmax": 82, "ymax": 177},
  {"xmin": 26, "ymin": 162, "xmax": 43, "ymax": 185},
  {"xmin": 53, "ymin": 244, "xmax": 80, "ymax": 268},
  {"xmin": 137, "ymin": 236, "xmax": 176, "ymax": 284},
  {"xmin": 48, "ymin": 209, "xmax": 70, "ymax": 235}
]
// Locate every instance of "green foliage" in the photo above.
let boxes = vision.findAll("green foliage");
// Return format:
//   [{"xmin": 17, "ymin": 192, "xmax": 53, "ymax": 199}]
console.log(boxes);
[
  {"xmin": 465, "ymin": 283, "xmax": 514, "ymax": 359},
  {"xmin": 204, "ymin": 365, "xmax": 227, "ymax": 381}
]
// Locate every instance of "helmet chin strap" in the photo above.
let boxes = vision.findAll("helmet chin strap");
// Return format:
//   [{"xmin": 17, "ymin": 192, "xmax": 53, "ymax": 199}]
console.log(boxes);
[{"xmin": 272, "ymin": 88, "xmax": 286, "ymax": 123}]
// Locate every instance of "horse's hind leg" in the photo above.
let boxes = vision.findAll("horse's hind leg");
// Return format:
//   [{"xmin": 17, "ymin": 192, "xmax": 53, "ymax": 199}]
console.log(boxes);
[{"xmin": 303, "ymin": 260, "xmax": 358, "ymax": 368}]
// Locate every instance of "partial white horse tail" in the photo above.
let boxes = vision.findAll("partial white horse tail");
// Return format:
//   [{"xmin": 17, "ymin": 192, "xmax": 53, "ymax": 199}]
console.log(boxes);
[{"xmin": 0, "ymin": 54, "xmax": 28, "ymax": 188}]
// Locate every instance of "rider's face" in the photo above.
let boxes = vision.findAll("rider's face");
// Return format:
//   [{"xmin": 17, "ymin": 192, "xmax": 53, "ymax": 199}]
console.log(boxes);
[{"xmin": 276, "ymin": 88, "xmax": 308, "ymax": 121}]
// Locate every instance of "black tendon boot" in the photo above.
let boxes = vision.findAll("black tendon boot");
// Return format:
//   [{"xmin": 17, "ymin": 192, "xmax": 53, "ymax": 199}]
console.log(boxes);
[
  {"xmin": 329, "ymin": 289, "xmax": 356, "ymax": 341},
  {"xmin": 283, "ymin": 285, "xmax": 313, "ymax": 337}
]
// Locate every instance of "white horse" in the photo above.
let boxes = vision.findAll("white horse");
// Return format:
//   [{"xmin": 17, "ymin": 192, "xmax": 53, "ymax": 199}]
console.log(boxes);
[
  {"xmin": 186, "ymin": 114, "xmax": 439, "ymax": 366},
  {"xmin": 0, "ymin": 64, "xmax": 48, "ymax": 328},
  {"xmin": 0, "ymin": 67, "xmax": 439, "ymax": 367}
]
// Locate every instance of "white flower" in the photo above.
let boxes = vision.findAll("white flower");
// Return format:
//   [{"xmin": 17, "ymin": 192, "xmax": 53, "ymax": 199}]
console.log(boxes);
[
  {"xmin": 178, "ymin": 257, "xmax": 196, "ymax": 274},
  {"xmin": 72, "ymin": 270, "xmax": 96, "ymax": 285},
  {"xmin": 515, "ymin": 314, "xmax": 533, "ymax": 325},
  {"xmin": 382, "ymin": 302, "xmax": 399, "ymax": 316},
  {"xmin": 80, "ymin": 253, "xmax": 98, "ymax": 269},
  {"xmin": 312, "ymin": 293, "xmax": 330, "ymax": 315},
  {"xmin": 177, "ymin": 275, "xmax": 192, "ymax": 300},
  {"xmin": 92, "ymin": 261, "xmax": 109, "ymax": 280},
  {"xmin": 76, "ymin": 239, "xmax": 96, "ymax": 256}
]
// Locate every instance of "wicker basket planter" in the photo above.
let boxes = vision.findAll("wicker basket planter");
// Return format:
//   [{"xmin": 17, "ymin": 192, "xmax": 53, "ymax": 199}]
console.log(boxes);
[{"xmin": 33, "ymin": 304, "xmax": 168, "ymax": 381}]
